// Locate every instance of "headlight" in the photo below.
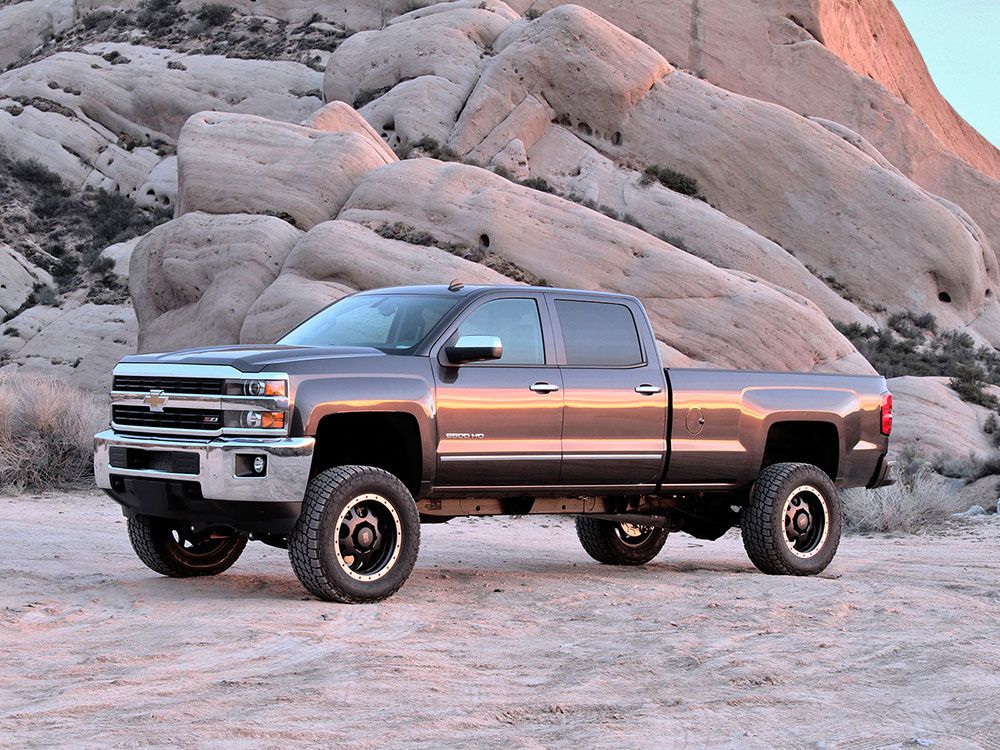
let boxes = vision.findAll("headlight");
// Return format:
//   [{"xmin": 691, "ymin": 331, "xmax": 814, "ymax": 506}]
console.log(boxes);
[
  {"xmin": 225, "ymin": 379, "xmax": 287, "ymax": 397},
  {"xmin": 229, "ymin": 410, "xmax": 285, "ymax": 430}
]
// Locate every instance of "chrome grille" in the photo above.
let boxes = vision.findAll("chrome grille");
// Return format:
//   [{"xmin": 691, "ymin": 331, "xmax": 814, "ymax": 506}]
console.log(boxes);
[
  {"xmin": 112, "ymin": 405, "xmax": 223, "ymax": 432},
  {"xmin": 113, "ymin": 375, "xmax": 225, "ymax": 395}
]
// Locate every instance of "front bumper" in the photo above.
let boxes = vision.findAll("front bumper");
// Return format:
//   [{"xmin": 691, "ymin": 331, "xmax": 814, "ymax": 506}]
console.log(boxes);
[{"xmin": 94, "ymin": 429, "xmax": 315, "ymax": 503}]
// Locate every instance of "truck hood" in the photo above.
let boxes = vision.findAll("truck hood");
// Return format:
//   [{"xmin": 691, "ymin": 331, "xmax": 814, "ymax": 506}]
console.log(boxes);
[{"xmin": 120, "ymin": 345, "xmax": 387, "ymax": 373}]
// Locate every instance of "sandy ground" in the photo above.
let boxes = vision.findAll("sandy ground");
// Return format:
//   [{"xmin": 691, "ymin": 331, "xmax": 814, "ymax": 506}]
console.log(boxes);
[{"xmin": 1, "ymin": 493, "xmax": 999, "ymax": 750}]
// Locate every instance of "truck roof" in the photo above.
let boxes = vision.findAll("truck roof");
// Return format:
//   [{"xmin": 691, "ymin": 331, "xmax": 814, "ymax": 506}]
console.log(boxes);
[{"xmin": 357, "ymin": 284, "xmax": 637, "ymax": 301}]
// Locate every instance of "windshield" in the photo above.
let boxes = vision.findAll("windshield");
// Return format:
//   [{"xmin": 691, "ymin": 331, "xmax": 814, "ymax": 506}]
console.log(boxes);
[{"xmin": 279, "ymin": 294, "xmax": 458, "ymax": 353}]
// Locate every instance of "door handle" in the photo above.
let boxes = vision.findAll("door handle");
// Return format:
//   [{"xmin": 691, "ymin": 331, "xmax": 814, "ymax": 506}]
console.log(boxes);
[
  {"xmin": 635, "ymin": 384, "xmax": 662, "ymax": 395},
  {"xmin": 529, "ymin": 382, "xmax": 560, "ymax": 394}
]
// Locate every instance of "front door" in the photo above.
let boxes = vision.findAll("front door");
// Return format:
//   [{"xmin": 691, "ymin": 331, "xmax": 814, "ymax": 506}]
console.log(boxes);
[{"xmin": 433, "ymin": 294, "xmax": 563, "ymax": 489}]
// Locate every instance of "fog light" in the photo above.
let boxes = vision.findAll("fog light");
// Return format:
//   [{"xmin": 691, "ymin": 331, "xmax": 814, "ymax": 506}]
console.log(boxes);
[{"xmin": 253, "ymin": 456, "xmax": 266, "ymax": 474}]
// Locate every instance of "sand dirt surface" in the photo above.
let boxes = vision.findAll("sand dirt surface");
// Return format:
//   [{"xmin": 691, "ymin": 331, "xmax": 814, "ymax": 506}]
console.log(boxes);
[{"xmin": 1, "ymin": 492, "xmax": 999, "ymax": 749}]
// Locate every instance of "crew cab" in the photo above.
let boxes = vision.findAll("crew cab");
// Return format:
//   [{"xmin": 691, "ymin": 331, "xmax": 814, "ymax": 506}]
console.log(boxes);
[{"xmin": 95, "ymin": 285, "xmax": 894, "ymax": 602}]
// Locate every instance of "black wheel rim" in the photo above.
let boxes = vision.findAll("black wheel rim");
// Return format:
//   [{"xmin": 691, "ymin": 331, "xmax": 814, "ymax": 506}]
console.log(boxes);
[
  {"xmin": 167, "ymin": 525, "xmax": 235, "ymax": 560},
  {"xmin": 782, "ymin": 485, "xmax": 829, "ymax": 558},
  {"xmin": 613, "ymin": 522, "xmax": 656, "ymax": 547},
  {"xmin": 334, "ymin": 494, "xmax": 402, "ymax": 582}
]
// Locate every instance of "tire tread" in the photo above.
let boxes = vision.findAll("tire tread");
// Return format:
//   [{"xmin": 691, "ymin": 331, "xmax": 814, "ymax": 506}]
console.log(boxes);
[
  {"xmin": 741, "ymin": 462, "xmax": 840, "ymax": 576},
  {"xmin": 575, "ymin": 516, "xmax": 668, "ymax": 566},
  {"xmin": 288, "ymin": 465, "xmax": 420, "ymax": 603}
]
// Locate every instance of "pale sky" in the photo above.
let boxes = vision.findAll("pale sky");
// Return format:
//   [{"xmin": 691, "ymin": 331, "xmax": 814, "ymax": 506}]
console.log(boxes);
[{"xmin": 894, "ymin": 0, "xmax": 999, "ymax": 147}]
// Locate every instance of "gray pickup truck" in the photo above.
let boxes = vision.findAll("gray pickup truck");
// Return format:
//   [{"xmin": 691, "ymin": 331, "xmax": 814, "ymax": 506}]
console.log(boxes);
[{"xmin": 95, "ymin": 284, "xmax": 893, "ymax": 602}]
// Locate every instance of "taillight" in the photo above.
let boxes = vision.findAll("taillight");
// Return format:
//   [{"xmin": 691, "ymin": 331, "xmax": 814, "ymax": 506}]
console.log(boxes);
[{"xmin": 880, "ymin": 391, "xmax": 892, "ymax": 436}]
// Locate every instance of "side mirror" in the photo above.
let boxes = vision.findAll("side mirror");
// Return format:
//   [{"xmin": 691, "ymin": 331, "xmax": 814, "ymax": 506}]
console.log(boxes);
[{"xmin": 445, "ymin": 335, "xmax": 503, "ymax": 365}]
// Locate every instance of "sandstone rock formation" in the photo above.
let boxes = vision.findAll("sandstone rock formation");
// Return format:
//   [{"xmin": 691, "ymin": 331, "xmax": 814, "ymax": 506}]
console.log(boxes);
[
  {"xmin": 0, "ymin": 0, "xmax": 73, "ymax": 71},
  {"xmin": 0, "ymin": 43, "xmax": 322, "ymax": 196},
  {"xmin": 0, "ymin": 242, "xmax": 52, "ymax": 317},
  {"xmin": 241, "ymin": 219, "xmax": 512, "ymax": 344},
  {"xmin": 888, "ymin": 376, "xmax": 1000, "ymax": 460},
  {"xmin": 330, "ymin": 4, "xmax": 996, "ymax": 332},
  {"xmin": 175, "ymin": 111, "xmax": 396, "ymax": 229},
  {"xmin": 0, "ymin": 302, "xmax": 135, "ymax": 391},
  {"xmin": 129, "ymin": 212, "xmax": 302, "ymax": 352},
  {"xmin": 340, "ymin": 158, "xmax": 871, "ymax": 373}
]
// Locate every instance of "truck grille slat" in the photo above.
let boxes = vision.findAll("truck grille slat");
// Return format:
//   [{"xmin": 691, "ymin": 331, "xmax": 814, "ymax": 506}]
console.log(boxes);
[
  {"xmin": 112, "ymin": 405, "xmax": 223, "ymax": 431},
  {"xmin": 108, "ymin": 446, "xmax": 201, "ymax": 475},
  {"xmin": 113, "ymin": 375, "xmax": 226, "ymax": 395}
]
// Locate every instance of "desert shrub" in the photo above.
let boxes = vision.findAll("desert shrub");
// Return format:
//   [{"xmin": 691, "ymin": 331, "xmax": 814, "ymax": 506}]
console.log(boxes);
[
  {"xmin": 30, "ymin": 283, "xmax": 58, "ymax": 307},
  {"xmin": 88, "ymin": 189, "xmax": 170, "ymax": 248},
  {"xmin": 934, "ymin": 450, "xmax": 1000, "ymax": 482},
  {"xmin": 641, "ymin": 165, "xmax": 702, "ymax": 198},
  {"xmin": 11, "ymin": 158, "xmax": 63, "ymax": 189},
  {"xmin": 836, "ymin": 314, "xmax": 1000, "ymax": 407},
  {"xmin": 657, "ymin": 233, "xmax": 690, "ymax": 252},
  {"xmin": 196, "ymin": 2, "xmax": 234, "ymax": 25},
  {"xmin": 352, "ymin": 85, "xmax": 393, "ymax": 109},
  {"xmin": 983, "ymin": 414, "xmax": 1000, "ymax": 448},
  {"xmin": 137, "ymin": 0, "xmax": 185, "ymax": 31},
  {"xmin": 949, "ymin": 367, "xmax": 1000, "ymax": 410},
  {"xmin": 374, "ymin": 222, "xmax": 436, "ymax": 246},
  {"xmin": 0, "ymin": 374, "xmax": 106, "ymax": 491},
  {"xmin": 518, "ymin": 176, "xmax": 556, "ymax": 194},
  {"xmin": 841, "ymin": 466, "xmax": 967, "ymax": 533},
  {"xmin": 524, "ymin": 7, "xmax": 542, "ymax": 19},
  {"xmin": 405, "ymin": 137, "xmax": 461, "ymax": 162},
  {"xmin": 82, "ymin": 9, "xmax": 118, "ymax": 31}
]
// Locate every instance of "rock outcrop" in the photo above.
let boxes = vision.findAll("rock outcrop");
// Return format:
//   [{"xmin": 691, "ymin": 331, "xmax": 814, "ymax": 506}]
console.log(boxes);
[
  {"xmin": 888, "ymin": 376, "xmax": 1000, "ymax": 460},
  {"xmin": 175, "ymin": 111, "xmax": 397, "ymax": 230},
  {"xmin": 241, "ymin": 219, "xmax": 512, "ymax": 344},
  {"xmin": 129, "ymin": 212, "xmax": 302, "ymax": 352},
  {"xmin": 0, "ymin": 43, "xmax": 322, "ymax": 196}
]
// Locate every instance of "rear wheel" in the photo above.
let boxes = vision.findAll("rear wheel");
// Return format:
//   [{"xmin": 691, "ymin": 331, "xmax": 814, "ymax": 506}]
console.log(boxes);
[
  {"xmin": 288, "ymin": 465, "xmax": 420, "ymax": 603},
  {"xmin": 741, "ymin": 462, "xmax": 841, "ymax": 576},
  {"xmin": 575, "ymin": 516, "xmax": 669, "ymax": 565},
  {"xmin": 127, "ymin": 515, "xmax": 247, "ymax": 577}
]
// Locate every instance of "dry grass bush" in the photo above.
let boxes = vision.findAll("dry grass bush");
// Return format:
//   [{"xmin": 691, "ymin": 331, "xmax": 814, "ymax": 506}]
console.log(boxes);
[
  {"xmin": 0, "ymin": 374, "xmax": 106, "ymax": 492},
  {"xmin": 841, "ymin": 466, "xmax": 968, "ymax": 533}
]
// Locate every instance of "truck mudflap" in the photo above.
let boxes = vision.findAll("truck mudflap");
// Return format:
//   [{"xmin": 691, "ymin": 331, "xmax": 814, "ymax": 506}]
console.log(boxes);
[{"xmin": 866, "ymin": 454, "xmax": 896, "ymax": 489}]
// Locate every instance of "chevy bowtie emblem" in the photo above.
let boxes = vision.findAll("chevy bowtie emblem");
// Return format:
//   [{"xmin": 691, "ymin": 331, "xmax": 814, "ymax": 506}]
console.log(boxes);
[{"xmin": 143, "ymin": 390, "xmax": 169, "ymax": 412}]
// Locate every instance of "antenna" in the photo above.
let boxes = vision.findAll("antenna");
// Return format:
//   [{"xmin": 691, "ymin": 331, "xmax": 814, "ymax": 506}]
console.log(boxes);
[{"xmin": 448, "ymin": 279, "xmax": 465, "ymax": 292}]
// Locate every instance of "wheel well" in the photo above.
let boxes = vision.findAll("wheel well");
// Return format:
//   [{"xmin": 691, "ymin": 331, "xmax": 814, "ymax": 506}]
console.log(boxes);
[
  {"xmin": 311, "ymin": 412, "xmax": 422, "ymax": 496},
  {"xmin": 761, "ymin": 421, "xmax": 839, "ymax": 480}
]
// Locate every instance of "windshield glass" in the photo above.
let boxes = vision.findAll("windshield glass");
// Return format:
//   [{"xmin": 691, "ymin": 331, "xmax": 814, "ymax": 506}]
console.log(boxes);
[{"xmin": 279, "ymin": 294, "xmax": 458, "ymax": 353}]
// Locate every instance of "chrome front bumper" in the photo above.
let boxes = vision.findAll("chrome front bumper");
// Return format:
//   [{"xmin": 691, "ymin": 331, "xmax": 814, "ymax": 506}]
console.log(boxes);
[{"xmin": 94, "ymin": 429, "xmax": 315, "ymax": 503}]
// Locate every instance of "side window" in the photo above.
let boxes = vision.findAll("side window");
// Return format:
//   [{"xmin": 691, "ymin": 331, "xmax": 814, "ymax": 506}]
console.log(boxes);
[
  {"xmin": 555, "ymin": 300, "xmax": 643, "ymax": 366},
  {"xmin": 454, "ymin": 298, "xmax": 545, "ymax": 365}
]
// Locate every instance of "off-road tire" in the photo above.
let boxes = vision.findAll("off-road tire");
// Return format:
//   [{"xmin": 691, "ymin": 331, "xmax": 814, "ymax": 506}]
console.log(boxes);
[
  {"xmin": 127, "ymin": 514, "xmax": 247, "ymax": 577},
  {"xmin": 575, "ymin": 516, "xmax": 669, "ymax": 565},
  {"xmin": 741, "ymin": 462, "xmax": 841, "ymax": 576},
  {"xmin": 288, "ymin": 465, "xmax": 420, "ymax": 603}
]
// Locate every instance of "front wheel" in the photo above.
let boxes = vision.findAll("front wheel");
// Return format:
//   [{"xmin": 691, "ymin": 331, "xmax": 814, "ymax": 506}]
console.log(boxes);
[
  {"xmin": 288, "ymin": 465, "xmax": 420, "ymax": 603},
  {"xmin": 741, "ymin": 462, "xmax": 842, "ymax": 576},
  {"xmin": 575, "ymin": 516, "xmax": 669, "ymax": 565},
  {"xmin": 127, "ymin": 515, "xmax": 247, "ymax": 577}
]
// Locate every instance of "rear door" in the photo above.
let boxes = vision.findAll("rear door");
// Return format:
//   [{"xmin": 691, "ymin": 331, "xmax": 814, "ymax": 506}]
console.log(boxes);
[
  {"xmin": 549, "ymin": 295, "xmax": 667, "ymax": 488},
  {"xmin": 431, "ymin": 292, "xmax": 563, "ymax": 489}
]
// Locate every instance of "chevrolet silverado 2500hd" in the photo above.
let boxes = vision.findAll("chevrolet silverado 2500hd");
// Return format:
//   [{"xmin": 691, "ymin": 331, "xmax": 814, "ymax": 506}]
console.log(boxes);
[{"xmin": 95, "ymin": 285, "xmax": 894, "ymax": 602}]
